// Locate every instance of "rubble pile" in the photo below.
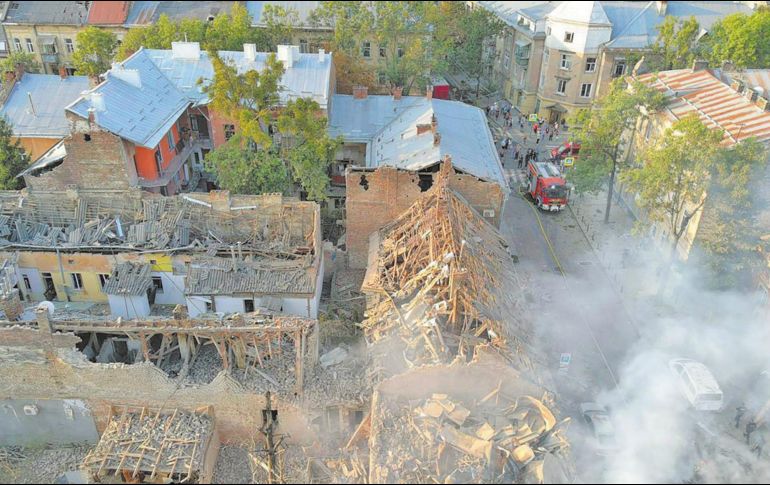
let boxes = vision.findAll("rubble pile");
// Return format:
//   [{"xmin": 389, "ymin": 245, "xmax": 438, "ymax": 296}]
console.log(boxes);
[
  {"xmin": 369, "ymin": 393, "xmax": 569, "ymax": 484},
  {"xmin": 359, "ymin": 160, "xmax": 538, "ymax": 375},
  {"xmin": 82, "ymin": 406, "xmax": 216, "ymax": 483}
]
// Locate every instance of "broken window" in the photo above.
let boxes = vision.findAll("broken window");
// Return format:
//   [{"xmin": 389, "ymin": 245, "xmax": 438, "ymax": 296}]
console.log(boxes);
[
  {"xmin": 244, "ymin": 299, "xmax": 255, "ymax": 313},
  {"xmin": 418, "ymin": 174, "xmax": 433, "ymax": 192},
  {"xmin": 98, "ymin": 273, "xmax": 109, "ymax": 289},
  {"xmin": 224, "ymin": 124, "xmax": 235, "ymax": 141},
  {"xmin": 22, "ymin": 275, "xmax": 31, "ymax": 291},
  {"xmin": 359, "ymin": 175, "xmax": 369, "ymax": 191},
  {"xmin": 83, "ymin": 134, "xmax": 91, "ymax": 142},
  {"xmin": 152, "ymin": 276, "xmax": 164, "ymax": 294}
]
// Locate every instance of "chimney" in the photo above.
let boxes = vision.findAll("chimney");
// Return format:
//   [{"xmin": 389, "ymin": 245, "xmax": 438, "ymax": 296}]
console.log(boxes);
[
  {"xmin": 692, "ymin": 59, "xmax": 708, "ymax": 71},
  {"xmin": 656, "ymin": 1, "xmax": 668, "ymax": 15},
  {"xmin": 318, "ymin": 48, "xmax": 325, "ymax": 62},
  {"xmin": 353, "ymin": 85, "xmax": 368, "ymax": 99},
  {"xmin": 277, "ymin": 45, "xmax": 299, "ymax": 68},
  {"xmin": 731, "ymin": 80, "xmax": 744, "ymax": 93},
  {"xmin": 756, "ymin": 96, "xmax": 770, "ymax": 111},
  {"xmin": 14, "ymin": 63, "xmax": 24, "ymax": 82},
  {"xmin": 87, "ymin": 107, "xmax": 96, "ymax": 125},
  {"xmin": 88, "ymin": 75, "xmax": 100, "ymax": 87},
  {"xmin": 416, "ymin": 123, "xmax": 432, "ymax": 135},
  {"xmin": 244, "ymin": 43, "xmax": 257, "ymax": 62},
  {"xmin": 433, "ymin": 131, "xmax": 441, "ymax": 146},
  {"xmin": 58, "ymin": 65, "xmax": 68, "ymax": 80},
  {"xmin": 89, "ymin": 92, "xmax": 106, "ymax": 112},
  {"xmin": 392, "ymin": 86, "xmax": 403, "ymax": 101},
  {"xmin": 171, "ymin": 41, "xmax": 201, "ymax": 60},
  {"xmin": 426, "ymin": 84, "xmax": 433, "ymax": 101}
]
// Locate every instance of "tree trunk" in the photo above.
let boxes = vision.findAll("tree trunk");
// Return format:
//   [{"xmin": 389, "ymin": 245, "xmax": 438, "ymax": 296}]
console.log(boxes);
[{"xmin": 604, "ymin": 157, "xmax": 617, "ymax": 224}]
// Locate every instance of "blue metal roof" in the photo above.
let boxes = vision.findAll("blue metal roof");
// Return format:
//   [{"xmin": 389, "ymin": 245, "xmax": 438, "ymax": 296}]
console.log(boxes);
[
  {"xmin": 0, "ymin": 74, "xmax": 89, "ymax": 138},
  {"xmin": 330, "ymin": 94, "xmax": 507, "ymax": 189},
  {"xmin": 66, "ymin": 44, "xmax": 333, "ymax": 148},
  {"xmin": 66, "ymin": 49, "xmax": 190, "ymax": 149}
]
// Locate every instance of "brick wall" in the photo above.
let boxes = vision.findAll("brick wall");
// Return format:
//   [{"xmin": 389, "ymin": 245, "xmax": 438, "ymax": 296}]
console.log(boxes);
[
  {"xmin": 24, "ymin": 113, "xmax": 135, "ymax": 192},
  {"xmin": 345, "ymin": 165, "xmax": 504, "ymax": 269}
]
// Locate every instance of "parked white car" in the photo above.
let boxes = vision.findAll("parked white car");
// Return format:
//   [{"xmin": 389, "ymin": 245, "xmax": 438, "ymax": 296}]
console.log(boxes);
[
  {"xmin": 669, "ymin": 358, "xmax": 724, "ymax": 411},
  {"xmin": 579, "ymin": 402, "xmax": 616, "ymax": 455}
]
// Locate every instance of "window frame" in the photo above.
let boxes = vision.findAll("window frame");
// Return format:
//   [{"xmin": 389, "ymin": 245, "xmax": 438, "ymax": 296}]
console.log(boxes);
[
  {"xmin": 560, "ymin": 53, "xmax": 571, "ymax": 70},
  {"xmin": 25, "ymin": 38, "xmax": 34, "ymax": 53},
  {"xmin": 98, "ymin": 273, "xmax": 110, "ymax": 289},
  {"xmin": 362, "ymin": 41, "xmax": 371, "ymax": 58},
  {"xmin": 585, "ymin": 57, "xmax": 596, "ymax": 73},
  {"xmin": 580, "ymin": 83, "xmax": 593, "ymax": 98},
  {"xmin": 22, "ymin": 275, "xmax": 31, "ymax": 291},
  {"xmin": 154, "ymin": 149, "xmax": 163, "ymax": 173},
  {"xmin": 556, "ymin": 79, "xmax": 568, "ymax": 95},
  {"xmin": 152, "ymin": 276, "xmax": 164, "ymax": 294},
  {"xmin": 71, "ymin": 273, "xmax": 83, "ymax": 290},
  {"xmin": 612, "ymin": 59, "xmax": 627, "ymax": 78},
  {"xmin": 223, "ymin": 124, "xmax": 235, "ymax": 141},
  {"xmin": 13, "ymin": 38, "xmax": 21, "ymax": 51},
  {"xmin": 65, "ymin": 38, "xmax": 74, "ymax": 53},
  {"xmin": 166, "ymin": 130, "xmax": 175, "ymax": 151},
  {"xmin": 564, "ymin": 32, "xmax": 574, "ymax": 43}
]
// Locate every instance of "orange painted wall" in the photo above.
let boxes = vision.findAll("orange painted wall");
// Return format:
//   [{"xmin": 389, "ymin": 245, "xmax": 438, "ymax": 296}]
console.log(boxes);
[
  {"xmin": 209, "ymin": 109, "xmax": 238, "ymax": 149},
  {"xmin": 132, "ymin": 124, "xmax": 180, "ymax": 180}
]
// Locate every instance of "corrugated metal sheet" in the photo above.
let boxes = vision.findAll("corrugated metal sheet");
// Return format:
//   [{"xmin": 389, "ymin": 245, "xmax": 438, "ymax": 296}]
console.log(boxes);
[
  {"xmin": 146, "ymin": 47, "xmax": 333, "ymax": 109},
  {"xmin": 637, "ymin": 69, "xmax": 770, "ymax": 146},
  {"xmin": 102, "ymin": 262, "xmax": 152, "ymax": 296},
  {"xmin": 0, "ymin": 74, "xmax": 90, "ymax": 137},
  {"xmin": 330, "ymin": 95, "xmax": 507, "ymax": 189},
  {"xmin": 124, "ymin": 1, "xmax": 233, "ymax": 26},
  {"xmin": 4, "ymin": 1, "xmax": 89, "ymax": 25},
  {"xmin": 87, "ymin": 1, "xmax": 130, "ymax": 25}
]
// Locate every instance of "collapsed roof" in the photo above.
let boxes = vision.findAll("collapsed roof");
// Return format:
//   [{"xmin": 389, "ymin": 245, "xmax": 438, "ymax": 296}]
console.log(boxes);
[
  {"xmin": 329, "ymin": 94, "xmax": 507, "ymax": 189},
  {"xmin": 359, "ymin": 161, "xmax": 539, "ymax": 376}
]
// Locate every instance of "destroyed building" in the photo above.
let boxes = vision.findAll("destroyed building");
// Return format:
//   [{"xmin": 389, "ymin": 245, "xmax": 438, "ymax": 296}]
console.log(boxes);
[
  {"xmin": 0, "ymin": 189, "xmax": 323, "ymax": 319},
  {"xmin": 358, "ymin": 161, "xmax": 541, "ymax": 381}
]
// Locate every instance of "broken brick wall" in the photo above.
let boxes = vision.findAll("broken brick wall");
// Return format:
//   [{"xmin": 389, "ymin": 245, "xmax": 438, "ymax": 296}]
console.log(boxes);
[
  {"xmin": 0, "ymin": 326, "xmax": 316, "ymax": 445},
  {"xmin": 345, "ymin": 167, "xmax": 504, "ymax": 269},
  {"xmin": 24, "ymin": 113, "xmax": 137, "ymax": 192}
]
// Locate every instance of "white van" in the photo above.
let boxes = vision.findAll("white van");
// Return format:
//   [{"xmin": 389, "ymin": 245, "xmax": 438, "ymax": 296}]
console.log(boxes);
[{"xmin": 669, "ymin": 359, "xmax": 724, "ymax": 411}]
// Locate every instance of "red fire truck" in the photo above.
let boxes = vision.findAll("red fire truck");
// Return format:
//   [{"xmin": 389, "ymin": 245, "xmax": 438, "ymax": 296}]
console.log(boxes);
[{"xmin": 527, "ymin": 161, "xmax": 569, "ymax": 211}]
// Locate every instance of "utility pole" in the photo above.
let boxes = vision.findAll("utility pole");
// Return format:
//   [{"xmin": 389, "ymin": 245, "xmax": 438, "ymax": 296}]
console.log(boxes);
[{"xmin": 254, "ymin": 391, "xmax": 285, "ymax": 484}]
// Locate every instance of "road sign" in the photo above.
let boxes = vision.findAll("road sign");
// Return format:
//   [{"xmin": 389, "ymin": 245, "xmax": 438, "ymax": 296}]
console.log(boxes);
[
  {"xmin": 528, "ymin": 114, "xmax": 538, "ymax": 122},
  {"xmin": 563, "ymin": 157, "xmax": 575, "ymax": 167},
  {"xmin": 558, "ymin": 352, "xmax": 572, "ymax": 374}
]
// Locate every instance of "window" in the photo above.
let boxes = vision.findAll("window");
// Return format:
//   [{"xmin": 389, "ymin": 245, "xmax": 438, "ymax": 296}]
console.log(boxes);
[
  {"xmin": 585, "ymin": 57, "xmax": 596, "ymax": 72},
  {"xmin": 71, "ymin": 273, "xmax": 83, "ymax": 290},
  {"xmin": 397, "ymin": 47, "xmax": 404, "ymax": 58},
  {"xmin": 0, "ymin": 41, "xmax": 6, "ymax": 52},
  {"xmin": 26, "ymin": 38, "xmax": 33, "ymax": 53},
  {"xmin": 223, "ymin": 124, "xmax": 235, "ymax": 141},
  {"xmin": 13, "ymin": 38, "xmax": 21, "ymax": 51},
  {"xmin": 362, "ymin": 41, "xmax": 371, "ymax": 58},
  {"xmin": 98, "ymin": 274, "xmax": 110, "ymax": 289},
  {"xmin": 556, "ymin": 79, "xmax": 567, "ymax": 95},
  {"xmin": 65, "ymin": 38, "xmax": 74, "ymax": 53},
  {"xmin": 22, "ymin": 275, "xmax": 31, "ymax": 291},
  {"xmin": 166, "ymin": 130, "xmax": 174, "ymax": 151},
  {"xmin": 644, "ymin": 119, "xmax": 653, "ymax": 141},
  {"xmin": 155, "ymin": 149, "xmax": 163, "ymax": 172},
  {"xmin": 152, "ymin": 277, "xmax": 164, "ymax": 294},
  {"xmin": 299, "ymin": 39, "xmax": 307, "ymax": 53},
  {"xmin": 612, "ymin": 59, "xmax": 626, "ymax": 78},
  {"xmin": 580, "ymin": 83, "xmax": 593, "ymax": 98},
  {"xmin": 560, "ymin": 54, "xmax": 571, "ymax": 70},
  {"xmin": 159, "ymin": 186, "xmax": 168, "ymax": 196},
  {"xmin": 547, "ymin": 26, "xmax": 552, "ymax": 36},
  {"xmin": 379, "ymin": 45, "xmax": 386, "ymax": 58},
  {"xmin": 244, "ymin": 299, "xmax": 254, "ymax": 313},
  {"xmin": 42, "ymin": 41, "xmax": 57, "ymax": 55},
  {"xmin": 564, "ymin": 32, "xmax": 574, "ymax": 43}
]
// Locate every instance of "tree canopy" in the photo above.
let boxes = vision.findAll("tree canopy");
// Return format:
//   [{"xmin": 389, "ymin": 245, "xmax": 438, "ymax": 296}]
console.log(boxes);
[
  {"xmin": 622, "ymin": 116, "xmax": 724, "ymax": 261},
  {"xmin": 0, "ymin": 118, "xmax": 28, "ymax": 190},
  {"xmin": 568, "ymin": 79, "xmax": 666, "ymax": 221},
  {"xmin": 0, "ymin": 51, "xmax": 41, "ymax": 79},
  {"xmin": 648, "ymin": 16, "xmax": 701, "ymax": 71},
  {"xmin": 203, "ymin": 53, "xmax": 339, "ymax": 200},
  {"xmin": 702, "ymin": 7, "xmax": 770, "ymax": 69},
  {"xmin": 72, "ymin": 26, "xmax": 119, "ymax": 76},
  {"xmin": 116, "ymin": 3, "xmax": 300, "ymax": 61},
  {"xmin": 203, "ymin": 134, "xmax": 290, "ymax": 195}
]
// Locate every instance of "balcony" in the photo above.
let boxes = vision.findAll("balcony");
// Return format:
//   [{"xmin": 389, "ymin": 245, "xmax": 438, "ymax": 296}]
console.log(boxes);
[
  {"xmin": 41, "ymin": 53, "xmax": 59, "ymax": 64},
  {"xmin": 138, "ymin": 138, "xmax": 196, "ymax": 188},
  {"xmin": 191, "ymin": 130, "xmax": 212, "ymax": 150}
]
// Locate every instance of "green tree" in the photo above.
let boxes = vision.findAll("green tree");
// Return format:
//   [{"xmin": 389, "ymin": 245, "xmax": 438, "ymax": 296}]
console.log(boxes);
[
  {"xmin": 204, "ymin": 135, "xmax": 290, "ymax": 195},
  {"xmin": 568, "ymin": 78, "xmax": 666, "ymax": 222},
  {"xmin": 622, "ymin": 116, "xmax": 724, "ymax": 274},
  {"xmin": 702, "ymin": 8, "xmax": 770, "ymax": 69},
  {"xmin": 441, "ymin": 2, "xmax": 503, "ymax": 99},
  {"xmin": 71, "ymin": 26, "xmax": 118, "ymax": 76},
  {"xmin": 0, "ymin": 118, "xmax": 28, "ymax": 190},
  {"xmin": 312, "ymin": 1, "xmax": 443, "ymax": 93},
  {"xmin": 649, "ymin": 16, "xmax": 701, "ymax": 70},
  {"xmin": 695, "ymin": 138, "xmax": 767, "ymax": 288},
  {"xmin": 0, "ymin": 51, "xmax": 41, "ymax": 78},
  {"xmin": 277, "ymin": 98, "xmax": 342, "ymax": 201},
  {"xmin": 261, "ymin": 4, "xmax": 301, "ymax": 49},
  {"xmin": 204, "ymin": 2, "xmax": 258, "ymax": 51},
  {"xmin": 203, "ymin": 50, "xmax": 284, "ymax": 147}
]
